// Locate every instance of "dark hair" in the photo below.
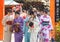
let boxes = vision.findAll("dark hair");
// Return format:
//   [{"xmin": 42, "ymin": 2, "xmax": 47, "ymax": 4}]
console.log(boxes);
[
  {"xmin": 29, "ymin": 11, "xmax": 34, "ymax": 15},
  {"xmin": 43, "ymin": 9, "xmax": 48, "ymax": 14},
  {"xmin": 37, "ymin": 14, "xmax": 40, "ymax": 17},
  {"xmin": 15, "ymin": 11, "xmax": 20, "ymax": 15},
  {"xmin": 5, "ymin": 9, "xmax": 12, "ymax": 15},
  {"xmin": 29, "ymin": 22, "xmax": 34, "ymax": 27},
  {"xmin": 7, "ymin": 9, "xmax": 12, "ymax": 13}
]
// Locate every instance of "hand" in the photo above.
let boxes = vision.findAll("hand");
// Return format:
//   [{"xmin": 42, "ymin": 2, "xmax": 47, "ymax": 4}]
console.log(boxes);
[{"xmin": 16, "ymin": 22, "xmax": 20, "ymax": 25}]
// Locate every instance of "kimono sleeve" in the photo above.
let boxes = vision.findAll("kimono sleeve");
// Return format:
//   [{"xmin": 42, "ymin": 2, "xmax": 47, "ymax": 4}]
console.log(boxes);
[
  {"xmin": 34, "ymin": 16, "xmax": 40, "ymax": 31},
  {"xmin": 2, "ymin": 16, "xmax": 7, "ymax": 26},
  {"xmin": 20, "ymin": 18, "xmax": 24, "ymax": 31},
  {"xmin": 48, "ymin": 16, "xmax": 53, "ymax": 31},
  {"xmin": 23, "ymin": 17, "xmax": 29, "ymax": 33},
  {"xmin": 11, "ymin": 19, "xmax": 16, "ymax": 30},
  {"xmin": 23, "ymin": 21, "xmax": 26, "ymax": 33},
  {"xmin": 34, "ymin": 16, "xmax": 40, "ymax": 26},
  {"xmin": 36, "ymin": 16, "xmax": 40, "ymax": 24},
  {"xmin": 24, "ymin": 17, "xmax": 29, "ymax": 22},
  {"xmin": 39, "ymin": 16, "xmax": 43, "ymax": 32}
]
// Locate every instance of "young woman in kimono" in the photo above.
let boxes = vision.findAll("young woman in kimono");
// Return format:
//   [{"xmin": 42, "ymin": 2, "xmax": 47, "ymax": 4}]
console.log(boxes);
[
  {"xmin": 28, "ymin": 11, "xmax": 40, "ymax": 42},
  {"xmin": 23, "ymin": 14, "xmax": 31, "ymax": 42},
  {"xmin": 39, "ymin": 9, "xmax": 53, "ymax": 42},
  {"xmin": 13, "ymin": 11, "xmax": 24, "ymax": 42},
  {"xmin": 2, "ymin": 9, "xmax": 14, "ymax": 42}
]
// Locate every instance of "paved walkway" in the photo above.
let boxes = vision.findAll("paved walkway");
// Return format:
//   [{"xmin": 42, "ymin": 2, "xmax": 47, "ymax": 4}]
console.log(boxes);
[
  {"xmin": 0, "ymin": 33, "xmax": 24, "ymax": 42},
  {"xmin": 0, "ymin": 33, "xmax": 56, "ymax": 42}
]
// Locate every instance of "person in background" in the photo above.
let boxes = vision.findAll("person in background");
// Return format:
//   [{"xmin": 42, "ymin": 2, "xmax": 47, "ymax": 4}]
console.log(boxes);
[
  {"xmin": 12, "ymin": 11, "xmax": 24, "ymax": 42},
  {"xmin": 39, "ymin": 9, "xmax": 53, "ymax": 42},
  {"xmin": 2, "ymin": 9, "xmax": 13, "ymax": 42},
  {"xmin": 28, "ymin": 11, "xmax": 40, "ymax": 42}
]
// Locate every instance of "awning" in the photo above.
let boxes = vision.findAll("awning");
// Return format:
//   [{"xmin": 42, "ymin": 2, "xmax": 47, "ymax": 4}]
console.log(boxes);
[{"xmin": 5, "ymin": 0, "xmax": 19, "ymax": 5}]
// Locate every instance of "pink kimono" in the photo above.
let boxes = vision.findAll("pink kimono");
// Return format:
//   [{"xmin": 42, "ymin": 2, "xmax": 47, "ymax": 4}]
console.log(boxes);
[{"xmin": 39, "ymin": 15, "xmax": 53, "ymax": 42}]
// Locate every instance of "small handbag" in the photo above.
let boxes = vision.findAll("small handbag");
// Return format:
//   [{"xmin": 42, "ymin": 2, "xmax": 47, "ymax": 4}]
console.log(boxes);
[{"xmin": 14, "ymin": 24, "xmax": 21, "ymax": 32}]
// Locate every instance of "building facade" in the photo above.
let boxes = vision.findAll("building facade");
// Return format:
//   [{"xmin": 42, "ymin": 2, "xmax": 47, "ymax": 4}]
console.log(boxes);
[{"xmin": 55, "ymin": 0, "xmax": 60, "ymax": 22}]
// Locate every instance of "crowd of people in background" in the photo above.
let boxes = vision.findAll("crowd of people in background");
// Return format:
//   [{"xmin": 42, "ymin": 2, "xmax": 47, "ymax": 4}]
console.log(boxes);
[{"xmin": 2, "ymin": 5, "xmax": 53, "ymax": 42}]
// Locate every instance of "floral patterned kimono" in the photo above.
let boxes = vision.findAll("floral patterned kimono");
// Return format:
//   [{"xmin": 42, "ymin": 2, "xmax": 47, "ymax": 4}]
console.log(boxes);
[
  {"xmin": 39, "ymin": 15, "xmax": 53, "ymax": 42},
  {"xmin": 29, "ymin": 16, "xmax": 40, "ymax": 42}
]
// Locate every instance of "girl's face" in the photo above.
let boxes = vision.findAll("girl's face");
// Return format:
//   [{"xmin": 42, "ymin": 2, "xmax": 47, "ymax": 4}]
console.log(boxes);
[
  {"xmin": 43, "ymin": 12, "xmax": 47, "ymax": 15},
  {"xmin": 15, "ymin": 14, "xmax": 20, "ymax": 18},
  {"xmin": 8, "ymin": 12, "xmax": 12, "ymax": 16}
]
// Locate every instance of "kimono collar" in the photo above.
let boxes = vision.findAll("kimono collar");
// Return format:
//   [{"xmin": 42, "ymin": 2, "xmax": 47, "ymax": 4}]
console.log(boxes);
[
  {"xmin": 43, "ymin": 15, "xmax": 47, "ymax": 18},
  {"xmin": 15, "ymin": 17, "xmax": 20, "ymax": 19}
]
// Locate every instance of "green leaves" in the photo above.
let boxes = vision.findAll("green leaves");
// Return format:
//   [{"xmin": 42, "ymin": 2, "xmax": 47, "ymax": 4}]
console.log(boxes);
[{"xmin": 56, "ymin": 21, "xmax": 60, "ymax": 42}]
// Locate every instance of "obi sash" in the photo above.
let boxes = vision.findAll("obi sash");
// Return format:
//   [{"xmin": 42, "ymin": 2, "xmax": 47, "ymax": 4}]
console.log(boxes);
[{"xmin": 42, "ymin": 21, "xmax": 49, "ymax": 26}]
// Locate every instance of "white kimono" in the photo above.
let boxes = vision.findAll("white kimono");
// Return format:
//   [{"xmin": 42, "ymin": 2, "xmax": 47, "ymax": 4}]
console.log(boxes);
[
  {"xmin": 39, "ymin": 15, "xmax": 53, "ymax": 42},
  {"xmin": 2, "ymin": 15, "xmax": 14, "ymax": 42},
  {"xmin": 29, "ymin": 16, "xmax": 40, "ymax": 42}
]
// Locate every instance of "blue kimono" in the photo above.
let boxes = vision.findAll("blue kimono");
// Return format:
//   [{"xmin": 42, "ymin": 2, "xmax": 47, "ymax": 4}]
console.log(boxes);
[
  {"xmin": 23, "ymin": 17, "xmax": 31, "ymax": 42},
  {"xmin": 13, "ymin": 17, "xmax": 24, "ymax": 42}
]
